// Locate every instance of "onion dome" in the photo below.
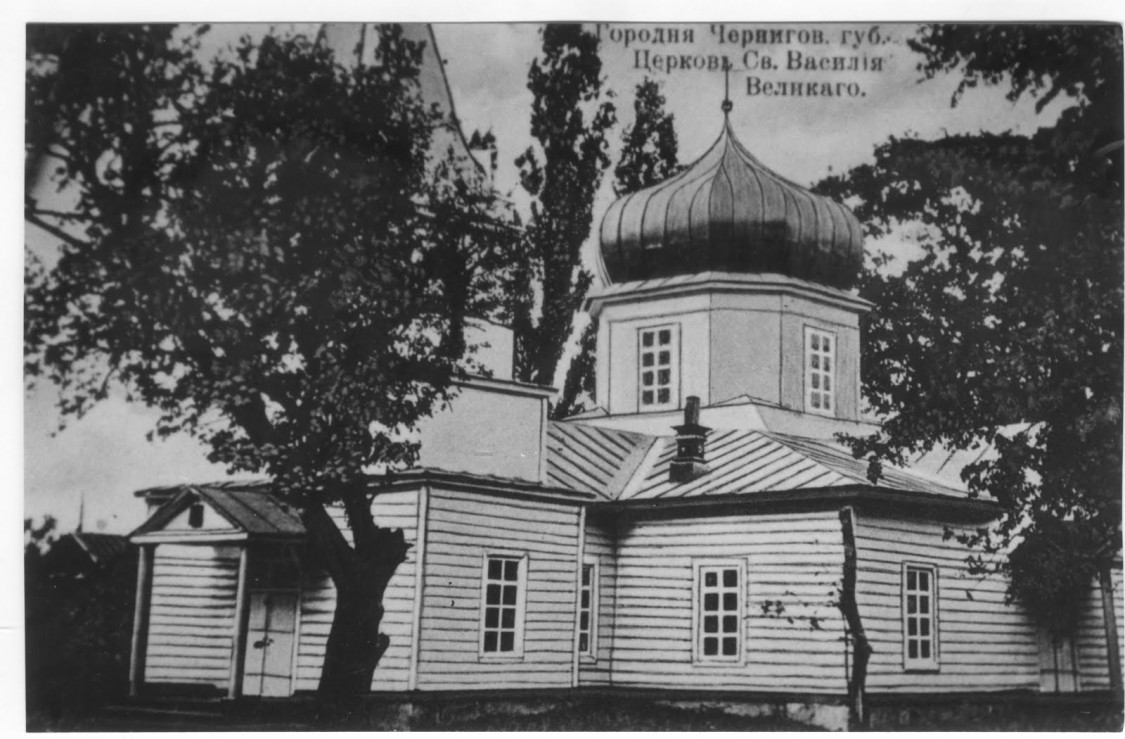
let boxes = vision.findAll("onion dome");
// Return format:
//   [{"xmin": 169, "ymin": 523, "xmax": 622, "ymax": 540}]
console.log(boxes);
[{"xmin": 599, "ymin": 117, "xmax": 864, "ymax": 289}]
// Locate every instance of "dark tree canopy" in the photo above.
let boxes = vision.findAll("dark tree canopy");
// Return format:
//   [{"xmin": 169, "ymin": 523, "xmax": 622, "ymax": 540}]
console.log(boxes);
[
  {"xmin": 817, "ymin": 24, "xmax": 1123, "ymax": 577},
  {"xmin": 613, "ymin": 77, "xmax": 681, "ymax": 197},
  {"xmin": 26, "ymin": 23, "xmax": 512, "ymax": 696},
  {"xmin": 508, "ymin": 23, "xmax": 616, "ymax": 408}
]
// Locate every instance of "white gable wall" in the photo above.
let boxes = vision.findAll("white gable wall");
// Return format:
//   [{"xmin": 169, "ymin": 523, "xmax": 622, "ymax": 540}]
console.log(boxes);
[
  {"xmin": 607, "ymin": 509, "xmax": 848, "ymax": 693},
  {"xmin": 414, "ymin": 487, "xmax": 581, "ymax": 690},
  {"xmin": 163, "ymin": 500, "xmax": 235, "ymax": 532},
  {"xmin": 145, "ymin": 543, "xmax": 240, "ymax": 690},
  {"xmin": 418, "ymin": 382, "xmax": 549, "ymax": 484},
  {"xmin": 856, "ymin": 513, "xmax": 1040, "ymax": 692}
]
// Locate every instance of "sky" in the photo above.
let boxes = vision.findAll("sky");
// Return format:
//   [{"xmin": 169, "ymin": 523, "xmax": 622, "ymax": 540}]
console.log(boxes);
[{"xmin": 22, "ymin": 20, "xmax": 1079, "ymax": 535}]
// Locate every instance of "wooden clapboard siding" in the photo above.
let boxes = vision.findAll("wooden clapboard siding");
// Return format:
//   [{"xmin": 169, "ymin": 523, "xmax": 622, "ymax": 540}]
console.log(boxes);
[
  {"xmin": 415, "ymin": 487, "xmax": 580, "ymax": 690},
  {"xmin": 578, "ymin": 514, "xmax": 617, "ymax": 685},
  {"xmin": 1075, "ymin": 568, "xmax": 1124, "ymax": 690},
  {"xmin": 608, "ymin": 510, "xmax": 848, "ymax": 693},
  {"xmin": 294, "ymin": 490, "xmax": 419, "ymax": 693},
  {"xmin": 146, "ymin": 544, "xmax": 239, "ymax": 689},
  {"xmin": 856, "ymin": 514, "xmax": 1039, "ymax": 693}
]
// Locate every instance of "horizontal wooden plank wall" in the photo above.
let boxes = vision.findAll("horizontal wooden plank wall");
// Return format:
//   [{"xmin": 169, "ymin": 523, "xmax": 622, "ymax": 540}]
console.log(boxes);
[
  {"xmin": 608, "ymin": 510, "xmax": 848, "ymax": 693},
  {"xmin": 294, "ymin": 490, "xmax": 419, "ymax": 693},
  {"xmin": 856, "ymin": 514, "xmax": 1039, "ymax": 693},
  {"xmin": 1076, "ymin": 567, "xmax": 1125, "ymax": 690},
  {"xmin": 415, "ymin": 488, "xmax": 580, "ymax": 690},
  {"xmin": 578, "ymin": 514, "xmax": 616, "ymax": 686},
  {"xmin": 145, "ymin": 543, "xmax": 239, "ymax": 689}
]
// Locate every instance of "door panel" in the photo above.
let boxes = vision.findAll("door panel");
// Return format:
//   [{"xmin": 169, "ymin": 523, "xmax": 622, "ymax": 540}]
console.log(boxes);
[{"xmin": 243, "ymin": 591, "xmax": 298, "ymax": 697}]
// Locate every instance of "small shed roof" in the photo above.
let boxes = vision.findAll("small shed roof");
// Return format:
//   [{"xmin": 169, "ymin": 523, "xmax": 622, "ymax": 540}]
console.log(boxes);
[
  {"xmin": 132, "ymin": 485, "xmax": 305, "ymax": 540},
  {"xmin": 71, "ymin": 532, "xmax": 129, "ymax": 564}
]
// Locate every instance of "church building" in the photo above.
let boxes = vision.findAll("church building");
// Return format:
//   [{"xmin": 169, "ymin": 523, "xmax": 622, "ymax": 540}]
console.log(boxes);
[{"xmin": 125, "ymin": 24, "xmax": 1123, "ymax": 730}]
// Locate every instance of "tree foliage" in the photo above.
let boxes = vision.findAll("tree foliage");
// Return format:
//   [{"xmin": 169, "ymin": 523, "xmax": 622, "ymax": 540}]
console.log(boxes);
[
  {"xmin": 26, "ymin": 24, "xmax": 511, "ymax": 695},
  {"xmin": 1008, "ymin": 521, "xmax": 1099, "ymax": 637},
  {"xmin": 554, "ymin": 77, "xmax": 680, "ymax": 418},
  {"xmin": 612, "ymin": 77, "xmax": 681, "ymax": 197},
  {"xmin": 817, "ymin": 24, "xmax": 1123, "ymax": 586},
  {"xmin": 509, "ymin": 24, "xmax": 615, "ymax": 410}
]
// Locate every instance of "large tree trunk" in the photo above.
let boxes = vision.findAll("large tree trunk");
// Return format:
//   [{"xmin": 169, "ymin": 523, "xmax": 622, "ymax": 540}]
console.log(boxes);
[
  {"xmin": 838, "ymin": 506, "xmax": 873, "ymax": 729},
  {"xmin": 300, "ymin": 490, "xmax": 410, "ymax": 698}
]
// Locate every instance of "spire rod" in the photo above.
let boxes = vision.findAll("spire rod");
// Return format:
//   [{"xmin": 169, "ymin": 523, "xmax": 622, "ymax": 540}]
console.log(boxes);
[{"xmin": 721, "ymin": 58, "xmax": 733, "ymax": 115}]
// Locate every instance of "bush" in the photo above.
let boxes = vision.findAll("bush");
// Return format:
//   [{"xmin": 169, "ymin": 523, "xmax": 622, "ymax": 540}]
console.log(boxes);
[
  {"xmin": 1008, "ymin": 522, "xmax": 1098, "ymax": 638},
  {"xmin": 25, "ymin": 538, "xmax": 136, "ymax": 726}
]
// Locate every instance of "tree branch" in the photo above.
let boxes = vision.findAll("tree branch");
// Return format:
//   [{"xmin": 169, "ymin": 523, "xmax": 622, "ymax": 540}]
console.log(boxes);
[{"xmin": 25, "ymin": 212, "xmax": 87, "ymax": 250}]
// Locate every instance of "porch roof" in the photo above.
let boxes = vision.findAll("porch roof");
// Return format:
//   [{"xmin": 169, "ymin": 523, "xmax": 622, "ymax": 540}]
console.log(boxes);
[{"xmin": 131, "ymin": 484, "xmax": 306, "ymax": 542}]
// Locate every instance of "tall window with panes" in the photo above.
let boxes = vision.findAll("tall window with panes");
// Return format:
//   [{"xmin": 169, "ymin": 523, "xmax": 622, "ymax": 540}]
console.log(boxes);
[
  {"xmin": 578, "ymin": 563, "xmax": 596, "ymax": 656},
  {"xmin": 805, "ymin": 327, "xmax": 835, "ymax": 415},
  {"xmin": 639, "ymin": 325, "xmax": 677, "ymax": 411},
  {"xmin": 481, "ymin": 557, "xmax": 523, "ymax": 655},
  {"xmin": 903, "ymin": 564, "xmax": 938, "ymax": 669},
  {"xmin": 696, "ymin": 563, "xmax": 743, "ymax": 662}
]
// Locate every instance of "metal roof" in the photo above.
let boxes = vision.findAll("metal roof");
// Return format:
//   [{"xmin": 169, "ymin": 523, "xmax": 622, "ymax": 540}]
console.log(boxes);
[
  {"xmin": 547, "ymin": 422, "xmax": 977, "ymax": 504},
  {"xmin": 132, "ymin": 485, "xmax": 305, "ymax": 539},
  {"xmin": 599, "ymin": 117, "xmax": 864, "ymax": 289},
  {"xmin": 71, "ymin": 532, "xmax": 129, "ymax": 564},
  {"xmin": 546, "ymin": 422, "xmax": 656, "ymax": 499}
]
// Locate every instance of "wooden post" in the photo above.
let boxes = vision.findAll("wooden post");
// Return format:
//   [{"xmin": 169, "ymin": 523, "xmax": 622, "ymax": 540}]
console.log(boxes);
[
  {"xmin": 228, "ymin": 545, "xmax": 251, "ymax": 699},
  {"xmin": 129, "ymin": 544, "xmax": 155, "ymax": 698},
  {"xmin": 408, "ymin": 485, "xmax": 430, "ymax": 692},
  {"xmin": 838, "ymin": 507, "xmax": 873, "ymax": 729},
  {"xmin": 1099, "ymin": 566, "xmax": 1122, "ymax": 694}
]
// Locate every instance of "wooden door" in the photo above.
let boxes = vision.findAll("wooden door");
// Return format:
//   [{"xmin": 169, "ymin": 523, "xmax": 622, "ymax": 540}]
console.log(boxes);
[
  {"xmin": 1038, "ymin": 630, "xmax": 1080, "ymax": 693},
  {"xmin": 242, "ymin": 590, "xmax": 298, "ymax": 697}
]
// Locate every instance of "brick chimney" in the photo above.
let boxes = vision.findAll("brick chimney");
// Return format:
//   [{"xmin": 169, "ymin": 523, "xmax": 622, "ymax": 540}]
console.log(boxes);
[{"xmin": 670, "ymin": 396, "xmax": 710, "ymax": 483}]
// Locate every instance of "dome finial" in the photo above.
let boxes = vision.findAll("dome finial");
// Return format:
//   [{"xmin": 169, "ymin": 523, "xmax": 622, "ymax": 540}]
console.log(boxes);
[{"xmin": 721, "ymin": 60, "xmax": 733, "ymax": 115}]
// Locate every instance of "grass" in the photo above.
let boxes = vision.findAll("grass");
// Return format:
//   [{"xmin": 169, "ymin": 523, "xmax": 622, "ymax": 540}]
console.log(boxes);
[{"xmin": 412, "ymin": 698, "xmax": 816, "ymax": 731}]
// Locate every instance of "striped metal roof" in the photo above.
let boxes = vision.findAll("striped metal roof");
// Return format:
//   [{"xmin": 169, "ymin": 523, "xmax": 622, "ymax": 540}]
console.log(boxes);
[
  {"xmin": 545, "ymin": 423, "xmax": 973, "ymax": 502},
  {"xmin": 71, "ymin": 532, "xmax": 129, "ymax": 564},
  {"xmin": 132, "ymin": 485, "xmax": 305, "ymax": 538},
  {"xmin": 545, "ymin": 422, "xmax": 655, "ymax": 499},
  {"xmin": 599, "ymin": 118, "xmax": 864, "ymax": 289},
  {"xmin": 771, "ymin": 433, "xmax": 968, "ymax": 499},
  {"xmin": 620, "ymin": 429, "xmax": 857, "ymax": 501}
]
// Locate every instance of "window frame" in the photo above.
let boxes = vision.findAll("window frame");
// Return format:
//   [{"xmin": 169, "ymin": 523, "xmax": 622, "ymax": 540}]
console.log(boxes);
[
  {"xmin": 637, "ymin": 323, "xmax": 680, "ymax": 412},
  {"xmin": 803, "ymin": 326, "xmax": 837, "ymax": 417},
  {"xmin": 901, "ymin": 562, "xmax": 940, "ymax": 671},
  {"xmin": 578, "ymin": 559, "xmax": 598, "ymax": 660},
  {"xmin": 478, "ymin": 552, "xmax": 529, "ymax": 661},
  {"xmin": 692, "ymin": 559, "xmax": 747, "ymax": 666}
]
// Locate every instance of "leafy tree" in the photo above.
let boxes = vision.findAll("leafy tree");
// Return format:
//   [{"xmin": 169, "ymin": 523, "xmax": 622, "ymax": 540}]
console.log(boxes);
[
  {"xmin": 509, "ymin": 24, "xmax": 615, "ymax": 414},
  {"xmin": 553, "ymin": 77, "xmax": 681, "ymax": 418},
  {"xmin": 612, "ymin": 77, "xmax": 681, "ymax": 198},
  {"xmin": 26, "ymin": 24, "xmax": 511, "ymax": 697},
  {"xmin": 818, "ymin": 24, "xmax": 1122, "ymax": 615}
]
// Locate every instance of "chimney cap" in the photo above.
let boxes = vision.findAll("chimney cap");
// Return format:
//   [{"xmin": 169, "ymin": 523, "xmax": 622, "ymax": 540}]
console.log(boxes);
[{"xmin": 674, "ymin": 396, "xmax": 710, "ymax": 435}]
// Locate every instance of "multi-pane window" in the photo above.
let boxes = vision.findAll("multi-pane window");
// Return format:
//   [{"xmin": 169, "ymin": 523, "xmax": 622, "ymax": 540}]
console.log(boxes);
[
  {"xmin": 578, "ymin": 563, "xmax": 596, "ymax": 656},
  {"xmin": 696, "ymin": 563, "xmax": 743, "ymax": 662},
  {"xmin": 805, "ymin": 327, "xmax": 835, "ymax": 415},
  {"xmin": 903, "ymin": 564, "xmax": 939, "ymax": 669},
  {"xmin": 639, "ymin": 325, "xmax": 677, "ymax": 410},
  {"xmin": 481, "ymin": 556, "xmax": 524, "ymax": 655}
]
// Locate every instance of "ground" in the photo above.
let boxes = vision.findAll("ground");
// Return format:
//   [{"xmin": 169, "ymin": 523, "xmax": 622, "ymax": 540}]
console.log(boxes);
[{"xmin": 27, "ymin": 693, "xmax": 1124, "ymax": 731}]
